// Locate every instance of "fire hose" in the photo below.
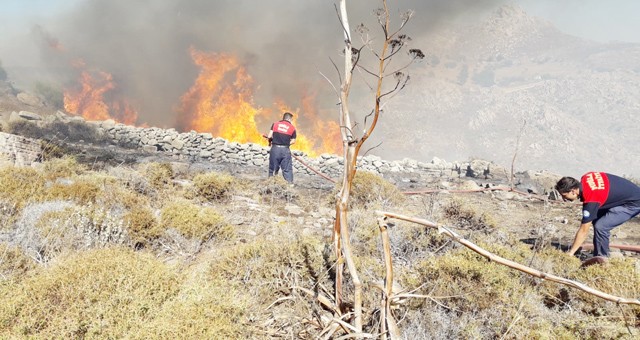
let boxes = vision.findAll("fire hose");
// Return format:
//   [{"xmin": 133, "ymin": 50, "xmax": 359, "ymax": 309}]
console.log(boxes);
[{"xmin": 262, "ymin": 134, "xmax": 337, "ymax": 184}]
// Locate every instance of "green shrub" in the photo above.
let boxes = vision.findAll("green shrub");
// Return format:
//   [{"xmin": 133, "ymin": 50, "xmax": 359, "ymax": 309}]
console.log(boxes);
[
  {"xmin": 192, "ymin": 172, "xmax": 234, "ymax": 201},
  {"xmin": 160, "ymin": 201, "xmax": 233, "ymax": 241}
]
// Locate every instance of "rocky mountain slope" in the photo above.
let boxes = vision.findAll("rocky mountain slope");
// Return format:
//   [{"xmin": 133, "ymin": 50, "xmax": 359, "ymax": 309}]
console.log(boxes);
[{"xmin": 374, "ymin": 5, "xmax": 640, "ymax": 178}]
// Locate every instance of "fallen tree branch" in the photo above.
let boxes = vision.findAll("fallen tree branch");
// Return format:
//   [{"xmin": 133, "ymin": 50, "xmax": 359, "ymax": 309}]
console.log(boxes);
[
  {"xmin": 376, "ymin": 210, "xmax": 640, "ymax": 307},
  {"xmin": 401, "ymin": 186, "xmax": 550, "ymax": 202}
]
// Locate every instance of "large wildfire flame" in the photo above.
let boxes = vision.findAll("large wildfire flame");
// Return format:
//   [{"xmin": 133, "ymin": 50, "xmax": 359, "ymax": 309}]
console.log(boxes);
[
  {"xmin": 63, "ymin": 59, "xmax": 139, "ymax": 125},
  {"xmin": 177, "ymin": 47, "xmax": 342, "ymax": 156},
  {"xmin": 63, "ymin": 46, "xmax": 341, "ymax": 157},
  {"xmin": 176, "ymin": 48, "xmax": 267, "ymax": 144}
]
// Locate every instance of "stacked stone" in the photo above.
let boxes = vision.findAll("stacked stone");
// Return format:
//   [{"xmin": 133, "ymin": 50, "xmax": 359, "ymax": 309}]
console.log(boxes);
[{"xmin": 94, "ymin": 119, "xmax": 462, "ymax": 177}]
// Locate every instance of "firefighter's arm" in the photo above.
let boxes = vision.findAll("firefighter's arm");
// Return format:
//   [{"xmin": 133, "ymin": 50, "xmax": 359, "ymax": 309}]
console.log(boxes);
[
  {"xmin": 289, "ymin": 138, "xmax": 296, "ymax": 145},
  {"xmin": 267, "ymin": 130, "xmax": 273, "ymax": 139},
  {"xmin": 567, "ymin": 222, "xmax": 592, "ymax": 255}
]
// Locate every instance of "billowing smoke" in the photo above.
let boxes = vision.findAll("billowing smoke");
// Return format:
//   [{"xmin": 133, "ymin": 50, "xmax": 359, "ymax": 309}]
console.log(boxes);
[{"xmin": 0, "ymin": 0, "xmax": 507, "ymax": 128}]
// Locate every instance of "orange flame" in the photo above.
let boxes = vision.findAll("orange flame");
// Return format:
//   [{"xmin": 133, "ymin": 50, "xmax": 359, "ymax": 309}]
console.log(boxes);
[
  {"xmin": 63, "ymin": 60, "xmax": 138, "ymax": 125},
  {"xmin": 176, "ymin": 48, "xmax": 267, "ymax": 144}
]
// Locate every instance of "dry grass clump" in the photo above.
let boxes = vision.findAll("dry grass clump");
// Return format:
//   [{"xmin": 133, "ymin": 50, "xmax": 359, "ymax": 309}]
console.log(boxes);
[
  {"xmin": 207, "ymin": 236, "xmax": 328, "ymax": 336},
  {"xmin": 96, "ymin": 176, "xmax": 150, "ymax": 210},
  {"xmin": 0, "ymin": 166, "xmax": 45, "ymax": 208},
  {"xmin": 123, "ymin": 207, "xmax": 160, "ymax": 247},
  {"xmin": 25, "ymin": 203, "xmax": 128, "ymax": 262},
  {"xmin": 40, "ymin": 156, "xmax": 86, "ymax": 180},
  {"xmin": 0, "ymin": 243, "xmax": 35, "ymax": 280},
  {"xmin": 192, "ymin": 171, "xmax": 234, "ymax": 201},
  {"xmin": 44, "ymin": 177, "xmax": 101, "ymax": 204},
  {"xmin": 393, "ymin": 230, "xmax": 640, "ymax": 338},
  {"xmin": 142, "ymin": 162, "xmax": 174, "ymax": 190},
  {"xmin": 258, "ymin": 176, "xmax": 297, "ymax": 201},
  {"xmin": 210, "ymin": 237, "xmax": 325, "ymax": 296},
  {"xmin": 543, "ymin": 257, "xmax": 640, "ymax": 332},
  {"xmin": 330, "ymin": 171, "xmax": 405, "ymax": 208},
  {"xmin": 443, "ymin": 198, "xmax": 497, "ymax": 231},
  {"xmin": 0, "ymin": 248, "xmax": 180, "ymax": 338},
  {"xmin": 160, "ymin": 200, "xmax": 234, "ymax": 241},
  {"xmin": 133, "ymin": 275, "xmax": 250, "ymax": 339}
]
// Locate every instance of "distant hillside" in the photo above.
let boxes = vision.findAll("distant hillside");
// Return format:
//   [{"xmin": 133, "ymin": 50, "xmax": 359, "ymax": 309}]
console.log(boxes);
[{"xmin": 374, "ymin": 5, "xmax": 640, "ymax": 178}]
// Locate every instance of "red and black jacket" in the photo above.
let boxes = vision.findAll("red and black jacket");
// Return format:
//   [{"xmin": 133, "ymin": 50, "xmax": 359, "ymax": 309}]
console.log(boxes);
[
  {"xmin": 580, "ymin": 172, "xmax": 640, "ymax": 223},
  {"xmin": 270, "ymin": 120, "xmax": 296, "ymax": 146}
]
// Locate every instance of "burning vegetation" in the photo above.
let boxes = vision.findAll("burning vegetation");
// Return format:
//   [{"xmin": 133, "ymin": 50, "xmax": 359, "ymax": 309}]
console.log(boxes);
[{"xmin": 59, "ymin": 45, "xmax": 341, "ymax": 157}]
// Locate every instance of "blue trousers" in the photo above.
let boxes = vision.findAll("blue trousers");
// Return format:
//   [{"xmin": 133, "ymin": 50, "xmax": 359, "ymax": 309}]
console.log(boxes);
[
  {"xmin": 592, "ymin": 205, "xmax": 640, "ymax": 256},
  {"xmin": 268, "ymin": 146, "xmax": 293, "ymax": 183}
]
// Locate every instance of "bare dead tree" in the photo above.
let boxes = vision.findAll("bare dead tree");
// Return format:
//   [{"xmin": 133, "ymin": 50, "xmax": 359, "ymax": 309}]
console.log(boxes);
[
  {"xmin": 325, "ymin": 0, "xmax": 424, "ymax": 336},
  {"xmin": 510, "ymin": 119, "xmax": 527, "ymax": 188}
]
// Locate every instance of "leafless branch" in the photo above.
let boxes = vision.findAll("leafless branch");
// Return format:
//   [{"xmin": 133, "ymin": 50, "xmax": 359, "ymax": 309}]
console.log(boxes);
[{"xmin": 376, "ymin": 211, "xmax": 640, "ymax": 307}]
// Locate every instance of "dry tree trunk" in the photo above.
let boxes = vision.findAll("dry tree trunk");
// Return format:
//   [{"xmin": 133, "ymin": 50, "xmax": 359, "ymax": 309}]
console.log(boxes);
[
  {"xmin": 377, "ymin": 216, "xmax": 401, "ymax": 339},
  {"xmin": 333, "ymin": 0, "xmax": 390, "ymax": 333}
]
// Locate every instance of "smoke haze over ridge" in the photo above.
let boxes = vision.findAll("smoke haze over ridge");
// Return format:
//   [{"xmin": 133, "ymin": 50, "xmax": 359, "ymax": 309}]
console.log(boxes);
[{"xmin": 1, "ymin": 0, "xmax": 514, "ymax": 127}]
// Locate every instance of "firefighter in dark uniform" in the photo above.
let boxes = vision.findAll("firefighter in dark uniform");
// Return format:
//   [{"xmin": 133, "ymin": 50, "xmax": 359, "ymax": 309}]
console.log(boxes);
[
  {"xmin": 555, "ymin": 172, "xmax": 640, "ymax": 257},
  {"xmin": 266, "ymin": 112, "xmax": 297, "ymax": 183}
]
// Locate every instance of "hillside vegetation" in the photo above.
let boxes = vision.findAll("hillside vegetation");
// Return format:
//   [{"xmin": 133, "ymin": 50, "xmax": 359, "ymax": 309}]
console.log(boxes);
[{"xmin": 0, "ymin": 140, "xmax": 638, "ymax": 338}]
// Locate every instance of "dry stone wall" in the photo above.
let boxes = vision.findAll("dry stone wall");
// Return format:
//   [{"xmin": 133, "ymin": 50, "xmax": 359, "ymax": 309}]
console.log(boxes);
[
  {"xmin": 94, "ymin": 119, "xmax": 457, "ymax": 179},
  {"xmin": 2, "ymin": 110, "xmax": 561, "ymax": 194},
  {"xmin": 0, "ymin": 132, "xmax": 41, "ymax": 166}
]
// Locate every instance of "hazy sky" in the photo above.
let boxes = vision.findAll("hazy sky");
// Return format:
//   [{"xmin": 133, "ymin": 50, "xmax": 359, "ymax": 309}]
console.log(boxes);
[{"xmin": 2, "ymin": 0, "xmax": 639, "ymax": 43}]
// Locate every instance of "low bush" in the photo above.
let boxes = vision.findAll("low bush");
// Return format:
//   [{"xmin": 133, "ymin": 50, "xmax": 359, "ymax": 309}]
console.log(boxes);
[
  {"xmin": 258, "ymin": 176, "xmax": 297, "ymax": 201},
  {"xmin": 40, "ymin": 156, "xmax": 85, "ymax": 180},
  {"xmin": 5, "ymin": 119, "xmax": 107, "ymax": 144},
  {"xmin": 192, "ymin": 171, "xmax": 234, "ymax": 201},
  {"xmin": 123, "ymin": 207, "xmax": 160, "ymax": 247},
  {"xmin": 26, "ymin": 203, "xmax": 127, "ymax": 262},
  {"xmin": 5, "ymin": 120, "xmax": 44, "ymax": 139},
  {"xmin": 443, "ymin": 198, "xmax": 497, "ymax": 231},
  {"xmin": 0, "ymin": 60, "xmax": 7, "ymax": 81},
  {"xmin": 0, "ymin": 248, "xmax": 180, "ymax": 338},
  {"xmin": 33, "ymin": 82, "xmax": 64, "ymax": 109},
  {"xmin": 330, "ymin": 171, "xmax": 405, "ymax": 208},
  {"xmin": 160, "ymin": 201, "xmax": 234, "ymax": 241},
  {"xmin": 0, "ymin": 165, "xmax": 45, "ymax": 208},
  {"xmin": 0, "ymin": 243, "xmax": 35, "ymax": 280},
  {"xmin": 142, "ymin": 162, "xmax": 174, "ymax": 190}
]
